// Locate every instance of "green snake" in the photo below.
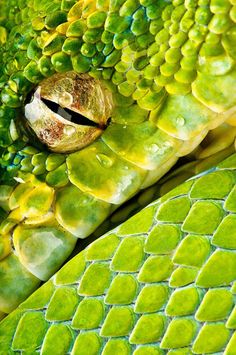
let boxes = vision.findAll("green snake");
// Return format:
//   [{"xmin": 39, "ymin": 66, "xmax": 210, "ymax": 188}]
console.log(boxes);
[{"xmin": 0, "ymin": 0, "xmax": 236, "ymax": 352}]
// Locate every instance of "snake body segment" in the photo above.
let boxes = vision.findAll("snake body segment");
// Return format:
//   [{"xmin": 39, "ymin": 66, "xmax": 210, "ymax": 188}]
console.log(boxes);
[{"xmin": 1, "ymin": 154, "xmax": 236, "ymax": 353}]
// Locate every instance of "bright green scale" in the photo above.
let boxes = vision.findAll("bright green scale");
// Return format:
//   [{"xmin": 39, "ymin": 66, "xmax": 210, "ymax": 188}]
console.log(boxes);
[
  {"xmin": 0, "ymin": 0, "xmax": 236, "ymax": 352},
  {"xmin": 2, "ymin": 156, "xmax": 236, "ymax": 354}
]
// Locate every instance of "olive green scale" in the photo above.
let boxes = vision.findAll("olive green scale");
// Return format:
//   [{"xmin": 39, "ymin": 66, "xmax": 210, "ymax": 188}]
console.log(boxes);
[
  {"xmin": 0, "ymin": 0, "xmax": 236, "ymax": 318},
  {"xmin": 1, "ymin": 153, "xmax": 236, "ymax": 354}
]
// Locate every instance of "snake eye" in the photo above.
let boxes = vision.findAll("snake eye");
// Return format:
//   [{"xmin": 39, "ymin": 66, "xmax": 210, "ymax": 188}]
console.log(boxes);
[{"xmin": 24, "ymin": 72, "xmax": 113, "ymax": 153}]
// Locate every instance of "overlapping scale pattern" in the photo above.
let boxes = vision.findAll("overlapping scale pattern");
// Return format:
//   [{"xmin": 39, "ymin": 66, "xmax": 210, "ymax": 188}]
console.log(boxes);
[{"xmin": 1, "ymin": 153, "xmax": 236, "ymax": 354}]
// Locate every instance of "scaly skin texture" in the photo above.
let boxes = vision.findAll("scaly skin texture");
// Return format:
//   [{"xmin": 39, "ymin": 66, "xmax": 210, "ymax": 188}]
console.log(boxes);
[
  {"xmin": 1, "ymin": 153, "xmax": 236, "ymax": 353},
  {"xmin": 0, "ymin": 0, "xmax": 236, "ymax": 317}
]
